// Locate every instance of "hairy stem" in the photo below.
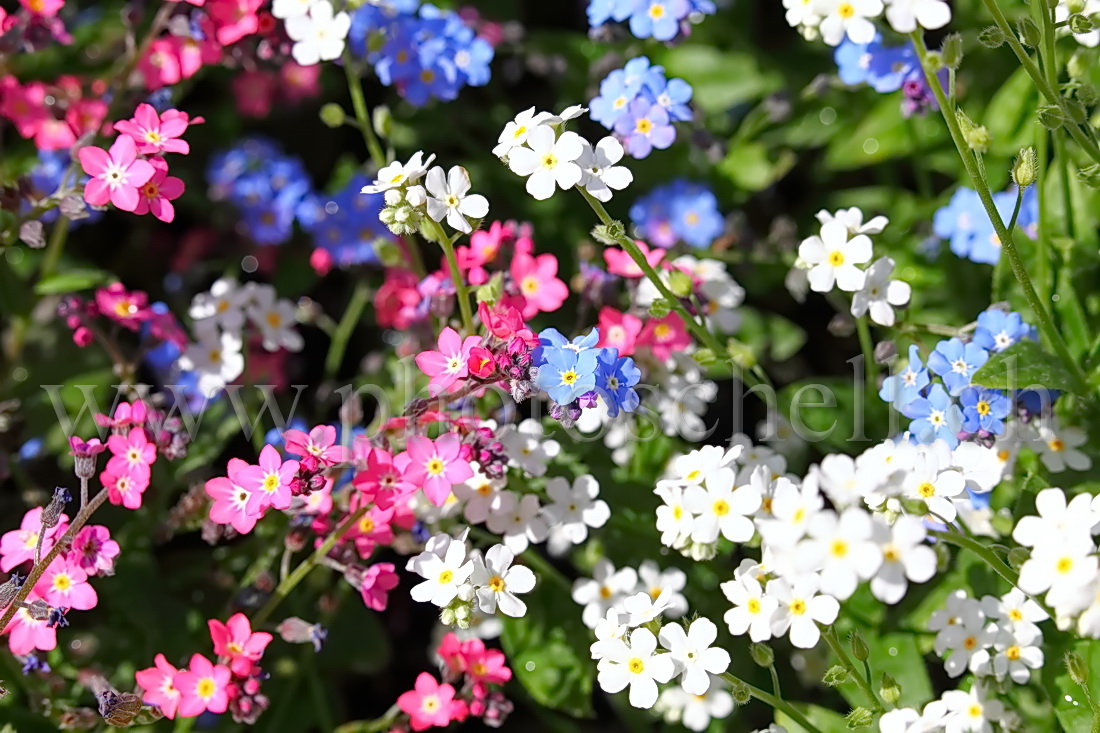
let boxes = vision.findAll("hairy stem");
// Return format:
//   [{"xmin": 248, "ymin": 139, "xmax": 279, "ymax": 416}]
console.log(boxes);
[
  {"xmin": 820, "ymin": 626, "xmax": 883, "ymax": 714},
  {"xmin": 718, "ymin": 673, "xmax": 823, "ymax": 733},
  {"xmin": 928, "ymin": 529, "xmax": 1053, "ymax": 617}
]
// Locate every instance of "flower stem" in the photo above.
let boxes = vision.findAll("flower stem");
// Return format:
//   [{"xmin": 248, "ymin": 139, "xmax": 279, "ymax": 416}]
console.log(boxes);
[
  {"xmin": 718, "ymin": 673, "xmax": 823, "ymax": 733},
  {"xmin": 428, "ymin": 221, "xmax": 475, "ymax": 335},
  {"xmin": 325, "ymin": 280, "xmax": 371, "ymax": 380},
  {"xmin": 253, "ymin": 505, "xmax": 369, "ymax": 626},
  {"xmin": 333, "ymin": 704, "xmax": 401, "ymax": 733},
  {"xmin": 856, "ymin": 316, "xmax": 877, "ymax": 398},
  {"xmin": 910, "ymin": 32, "xmax": 1088, "ymax": 394},
  {"xmin": 820, "ymin": 626, "xmax": 883, "ymax": 714},
  {"xmin": 342, "ymin": 51, "xmax": 387, "ymax": 170}
]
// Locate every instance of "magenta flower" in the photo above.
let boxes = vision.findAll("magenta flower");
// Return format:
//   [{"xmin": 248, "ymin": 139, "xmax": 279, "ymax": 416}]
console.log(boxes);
[
  {"xmin": 94, "ymin": 400, "xmax": 148, "ymax": 430},
  {"xmin": 346, "ymin": 497, "xmax": 395, "ymax": 559},
  {"xmin": 94, "ymin": 283, "xmax": 152, "ymax": 331},
  {"xmin": 34, "ymin": 556, "xmax": 98, "ymax": 611},
  {"xmin": 173, "ymin": 654, "xmax": 231, "ymax": 717},
  {"xmin": 461, "ymin": 638, "xmax": 513, "ymax": 689},
  {"xmin": 241, "ymin": 444, "xmax": 300, "ymax": 514},
  {"xmin": 71, "ymin": 525, "xmax": 120, "ymax": 577},
  {"xmin": 415, "ymin": 327, "xmax": 483, "ymax": 396},
  {"xmin": 78, "ymin": 135, "xmax": 156, "ymax": 212},
  {"xmin": 133, "ymin": 159, "xmax": 185, "ymax": 223},
  {"xmin": 1, "ymin": 507, "xmax": 69, "ymax": 572},
  {"xmin": 102, "ymin": 469, "xmax": 147, "ymax": 510},
  {"xmin": 351, "ymin": 447, "xmax": 414, "ymax": 508},
  {"xmin": 510, "ymin": 252, "xmax": 569, "ymax": 318},
  {"xmin": 397, "ymin": 673, "xmax": 468, "ymax": 732},
  {"xmin": 205, "ymin": 458, "xmax": 260, "ymax": 535},
  {"xmin": 135, "ymin": 654, "xmax": 182, "ymax": 720},
  {"xmin": 106, "ymin": 427, "xmax": 157, "ymax": 483},
  {"xmin": 208, "ymin": 612, "xmax": 273, "ymax": 677},
  {"xmin": 3, "ymin": 592, "xmax": 57, "ymax": 656},
  {"xmin": 284, "ymin": 424, "xmax": 350, "ymax": 467},
  {"xmin": 114, "ymin": 103, "xmax": 192, "ymax": 155},
  {"xmin": 360, "ymin": 562, "xmax": 399, "ymax": 611},
  {"xmin": 395, "ymin": 435, "xmax": 473, "ymax": 507}
]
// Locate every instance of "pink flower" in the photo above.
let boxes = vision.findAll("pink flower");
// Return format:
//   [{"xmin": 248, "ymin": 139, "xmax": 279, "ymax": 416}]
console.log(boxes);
[
  {"xmin": 436, "ymin": 633, "xmax": 466, "ymax": 679},
  {"xmin": 133, "ymin": 159, "xmax": 185, "ymax": 223},
  {"xmin": 106, "ymin": 427, "xmax": 157, "ymax": 483},
  {"xmin": 206, "ymin": 458, "xmax": 260, "ymax": 534},
  {"xmin": 34, "ymin": 555, "xmax": 98, "ymax": 611},
  {"xmin": 33, "ymin": 117, "xmax": 76, "ymax": 151},
  {"xmin": 208, "ymin": 0, "xmax": 264, "ymax": 46},
  {"xmin": 102, "ymin": 469, "xmax": 147, "ymax": 509},
  {"xmin": 360, "ymin": 562, "xmax": 399, "ymax": 611},
  {"xmin": 114, "ymin": 103, "xmax": 193, "ymax": 155},
  {"xmin": 173, "ymin": 654, "xmax": 232, "ymax": 717},
  {"xmin": 604, "ymin": 240, "xmax": 665, "ymax": 278},
  {"xmin": 95, "ymin": 399, "xmax": 148, "ymax": 430},
  {"xmin": 395, "ymin": 435, "xmax": 473, "ymax": 506},
  {"xmin": 346, "ymin": 499, "xmax": 395, "ymax": 559},
  {"xmin": 376, "ymin": 268, "xmax": 423, "ymax": 330},
  {"xmin": 3, "ymin": 592, "xmax": 57, "ymax": 655},
  {"xmin": 280, "ymin": 62, "xmax": 322, "ymax": 103},
  {"xmin": 597, "ymin": 307, "xmax": 643, "ymax": 357},
  {"xmin": 352, "ymin": 448, "xmax": 412, "ymax": 508},
  {"xmin": 415, "ymin": 327, "xmax": 482, "ymax": 396},
  {"xmin": 284, "ymin": 425, "xmax": 350, "ymax": 467},
  {"xmin": 78, "ymin": 135, "xmax": 156, "ymax": 212},
  {"xmin": 0, "ymin": 78, "xmax": 48, "ymax": 139},
  {"xmin": 138, "ymin": 40, "xmax": 183, "ymax": 90},
  {"xmin": 71, "ymin": 525, "xmax": 120, "ymax": 576},
  {"xmin": 637, "ymin": 312, "xmax": 692, "ymax": 361},
  {"xmin": 510, "ymin": 252, "xmax": 568, "ymax": 318},
  {"xmin": 19, "ymin": 0, "xmax": 65, "ymax": 17},
  {"xmin": 95, "ymin": 283, "xmax": 152, "ymax": 330},
  {"xmin": 477, "ymin": 302, "xmax": 534, "ymax": 345},
  {"xmin": 397, "ymin": 673, "xmax": 468, "ymax": 732},
  {"xmin": 135, "ymin": 654, "xmax": 182, "ymax": 720},
  {"xmin": 232, "ymin": 69, "xmax": 276, "ymax": 117},
  {"xmin": 460, "ymin": 639, "xmax": 512, "ymax": 690},
  {"xmin": 467, "ymin": 346, "xmax": 495, "ymax": 379},
  {"xmin": 208, "ymin": 612, "xmax": 273, "ymax": 676},
  {"xmin": 66, "ymin": 98, "xmax": 108, "ymax": 139},
  {"xmin": 241, "ymin": 444, "xmax": 300, "ymax": 514},
  {"xmin": 1, "ymin": 507, "xmax": 69, "ymax": 572}
]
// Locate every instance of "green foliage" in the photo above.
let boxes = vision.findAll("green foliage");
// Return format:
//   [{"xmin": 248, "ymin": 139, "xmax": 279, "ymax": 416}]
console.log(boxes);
[{"xmin": 972, "ymin": 339, "xmax": 1085, "ymax": 393}]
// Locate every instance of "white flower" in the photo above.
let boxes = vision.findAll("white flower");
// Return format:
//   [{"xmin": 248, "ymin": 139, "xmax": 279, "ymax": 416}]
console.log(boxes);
[
  {"xmin": 637, "ymin": 561, "xmax": 688, "ymax": 618},
  {"xmin": 813, "ymin": 0, "xmax": 884, "ymax": 46},
  {"xmin": 622, "ymin": 589, "xmax": 674, "ymax": 627},
  {"xmin": 784, "ymin": 0, "xmax": 821, "ymax": 31},
  {"xmin": 659, "ymin": 445, "xmax": 737, "ymax": 490},
  {"xmin": 543, "ymin": 474, "xmax": 610, "ymax": 546},
  {"xmin": 248, "ymin": 297, "xmax": 303, "ymax": 352},
  {"xmin": 721, "ymin": 575, "xmax": 778, "ymax": 642},
  {"xmin": 361, "ymin": 151, "xmax": 436, "ymax": 193},
  {"xmin": 471, "ymin": 544, "xmax": 536, "ymax": 618},
  {"xmin": 179, "ymin": 323, "xmax": 244, "ymax": 398},
  {"xmin": 591, "ymin": 608, "xmax": 629, "ymax": 665},
  {"xmin": 989, "ymin": 623, "xmax": 1044, "ymax": 684},
  {"xmin": 951, "ymin": 442, "xmax": 1005, "ymax": 495},
  {"xmin": 797, "ymin": 508, "xmax": 883, "ymax": 601},
  {"xmin": 597, "ymin": 627, "xmax": 676, "ymax": 709},
  {"xmin": 284, "ymin": 1, "xmax": 350, "ymax": 66},
  {"xmin": 655, "ymin": 485, "xmax": 695, "ymax": 549},
  {"xmin": 658, "ymin": 618, "xmax": 730, "ymax": 695},
  {"xmin": 656, "ymin": 683, "xmax": 734, "ymax": 731},
  {"xmin": 1033, "ymin": 420, "xmax": 1091, "ymax": 472},
  {"xmin": 934, "ymin": 600, "xmax": 994, "ymax": 678},
  {"xmin": 879, "ymin": 708, "xmax": 922, "ymax": 733},
  {"xmin": 815, "ymin": 206, "xmax": 888, "ymax": 235},
  {"xmin": 941, "ymin": 683, "xmax": 1003, "ymax": 732},
  {"xmin": 189, "ymin": 277, "xmax": 245, "ymax": 332},
  {"xmin": 451, "ymin": 465, "xmax": 506, "ymax": 524},
  {"xmin": 577, "ymin": 137, "xmax": 633, "ymax": 202},
  {"xmin": 272, "ymin": 0, "xmax": 316, "ymax": 19},
  {"xmin": 870, "ymin": 514, "xmax": 936, "ymax": 604},
  {"xmin": 409, "ymin": 537, "xmax": 474, "ymax": 607},
  {"xmin": 814, "ymin": 454, "xmax": 864, "ymax": 508},
  {"xmin": 930, "ymin": 590, "xmax": 983, "ymax": 634},
  {"xmin": 683, "ymin": 467, "xmax": 761, "ymax": 543},
  {"xmin": 507, "ymin": 126, "xmax": 584, "ymax": 201},
  {"xmin": 1017, "ymin": 537, "xmax": 1097, "ymax": 596},
  {"xmin": 766, "ymin": 575, "xmax": 839, "ymax": 648},
  {"xmin": 499, "ymin": 419, "xmax": 560, "ymax": 476},
  {"xmin": 798, "ymin": 219, "xmax": 872, "ymax": 293},
  {"xmin": 485, "ymin": 491, "xmax": 547, "ymax": 554},
  {"xmin": 423, "ymin": 165, "xmax": 489, "ymax": 234},
  {"xmin": 493, "ymin": 107, "xmax": 556, "ymax": 158},
  {"xmin": 883, "ymin": 0, "xmax": 950, "ymax": 33},
  {"xmin": 1012, "ymin": 487, "xmax": 1098, "ymax": 547},
  {"xmin": 980, "ymin": 589, "xmax": 1048, "ymax": 636},
  {"xmin": 573, "ymin": 559, "xmax": 638, "ymax": 629},
  {"xmin": 756, "ymin": 478, "xmax": 824, "ymax": 548},
  {"xmin": 851, "ymin": 257, "xmax": 911, "ymax": 327},
  {"xmin": 903, "ymin": 453, "xmax": 965, "ymax": 523}
]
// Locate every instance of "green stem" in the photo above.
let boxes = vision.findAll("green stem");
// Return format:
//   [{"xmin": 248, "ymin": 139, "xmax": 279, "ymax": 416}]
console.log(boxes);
[
  {"xmin": 718, "ymin": 673, "xmax": 823, "ymax": 733},
  {"xmin": 342, "ymin": 51, "xmax": 386, "ymax": 170},
  {"xmin": 1035, "ymin": 115, "xmax": 1051, "ymax": 304},
  {"xmin": 334, "ymin": 705, "xmax": 401, "ymax": 733},
  {"xmin": 172, "ymin": 716, "xmax": 196, "ymax": 733},
  {"xmin": 437, "ymin": 230, "xmax": 475, "ymax": 335},
  {"xmin": 1055, "ymin": 132, "xmax": 1076, "ymax": 239},
  {"xmin": 910, "ymin": 32, "xmax": 1088, "ymax": 394},
  {"xmin": 979, "ymin": 0, "xmax": 1100, "ymax": 165},
  {"xmin": 928, "ymin": 529, "xmax": 1053, "ymax": 616},
  {"xmin": 856, "ymin": 316, "xmax": 877, "ymax": 397},
  {"xmin": 253, "ymin": 505, "xmax": 369, "ymax": 626},
  {"xmin": 325, "ymin": 280, "xmax": 371, "ymax": 380},
  {"xmin": 38, "ymin": 218, "xmax": 70, "ymax": 283},
  {"xmin": 768, "ymin": 664, "xmax": 782, "ymax": 699},
  {"xmin": 820, "ymin": 626, "xmax": 883, "ymax": 714}
]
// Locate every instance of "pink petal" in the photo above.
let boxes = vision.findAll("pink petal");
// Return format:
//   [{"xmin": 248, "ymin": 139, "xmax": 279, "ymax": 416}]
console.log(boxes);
[
  {"xmin": 110, "ymin": 184, "xmax": 140, "ymax": 212},
  {"xmin": 126, "ymin": 159, "xmax": 156, "ymax": 187},
  {"xmin": 109, "ymin": 134, "xmax": 138, "ymax": 165},
  {"xmin": 83, "ymin": 178, "xmax": 110, "ymax": 206},
  {"xmin": 77, "ymin": 145, "xmax": 110, "ymax": 176}
]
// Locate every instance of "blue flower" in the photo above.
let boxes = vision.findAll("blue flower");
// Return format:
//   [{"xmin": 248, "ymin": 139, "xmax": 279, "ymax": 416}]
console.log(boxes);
[
  {"xmin": 652, "ymin": 77, "xmax": 693, "ymax": 122},
  {"xmin": 534, "ymin": 349, "xmax": 600, "ymax": 405},
  {"xmin": 595, "ymin": 350, "xmax": 641, "ymax": 417},
  {"xmin": 927, "ymin": 338, "xmax": 990, "ymax": 396},
  {"xmin": 629, "ymin": 0, "xmax": 690, "ymax": 41},
  {"xmin": 972, "ymin": 309, "xmax": 1036, "ymax": 352},
  {"xmin": 879, "ymin": 344, "xmax": 930, "ymax": 408},
  {"xmin": 932, "ymin": 186, "xmax": 1028, "ymax": 265},
  {"xmin": 865, "ymin": 44, "xmax": 920, "ymax": 93},
  {"xmin": 906, "ymin": 383, "xmax": 963, "ymax": 447},
  {"xmin": 959, "ymin": 387, "xmax": 1010, "ymax": 435},
  {"xmin": 538, "ymin": 328, "xmax": 601, "ymax": 353},
  {"xmin": 631, "ymin": 179, "xmax": 723, "ymax": 249},
  {"xmin": 834, "ymin": 35, "xmax": 877, "ymax": 86},
  {"xmin": 588, "ymin": 0, "xmax": 635, "ymax": 26},
  {"xmin": 615, "ymin": 97, "xmax": 676, "ymax": 159}
]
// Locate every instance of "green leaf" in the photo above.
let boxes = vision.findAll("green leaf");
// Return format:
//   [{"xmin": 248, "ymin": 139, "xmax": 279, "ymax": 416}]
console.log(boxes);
[
  {"xmin": 971, "ymin": 339, "xmax": 1084, "ymax": 393},
  {"xmin": 984, "ymin": 66, "xmax": 1039, "ymax": 157},
  {"xmin": 500, "ymin": 560, "xmax": 594, "ymax": 717},
  {"xmin": 33, "ymin": 268, "xmax": 114, "ymax": 295},
  {"xmin": 655, "ymin": 47, "xmax": 782, "ymax": 114},
  {"xmin": 835, "ymin": 632, "xmax": 932, "ymax": 711},
  {"xmin": 0, "ymin": 257, "xmax": 32, "ymax": 316},
  {"xmin": 718, "ymin": 142, "xmax": 796, "ymax": 192},
  {"xmin": 775, "ymin": 703, "xmax": 850, "ymax": 733},
  {"xmin": 825, "ymin": 97, "xmax": 946, "ymax": 170}
]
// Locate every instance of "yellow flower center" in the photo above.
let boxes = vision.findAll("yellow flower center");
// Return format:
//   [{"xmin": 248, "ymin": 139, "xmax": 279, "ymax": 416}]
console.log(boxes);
[
  {"xmin": 628, "ymin": 657, "xmax": 645, "ymax": 674},
  {"xmin": 1008, "ymin": 609, "xmax": 1023, "ymax": 622},
  {"xmin": 790, "ymin": 600, "xmax": 807, "ymax": 616},
  {"xmin": 560, "ymin": 370, "xmax": 578, "ymax": 385},
  {"xmin": 196, "ymin": 678, "xmax": 216, "ymax": 699},
  {"xmin": 963, "ymin": 636, "xmax": 978, "ymax": 650},
  {"xmin": 426, "ymin": 458, "xmax": 445, "ymax": 476},
  {"xmin": 488, "ymin": 575, "xmax": 506, "ymax": 592},
  {"xmin": 828, "ymin": 250, "xmax": 845, "ymax": 266},
  {"xmin": 421, "ymin": 695, "xmax": 441, "ymax": 713},
  {"xmin": 1057, "ymin": 557, "xmax": 1074, "ymax": 574},
  {"xmin": 649, "ymin": 4, "xmax": 666, "ymax": 19},
  {"xmin": 1049, "ymin": 439, "xmax": 1065, "ymax": 452},
  {"xmin": 542, "ymin": 153, "xmax": 559, "ymax": 169},
  {"xmin": 977, "ymin": 400, "xmax": 991, "ymax": 416},
  {"xmin": 53, "ymin": 573, "xmax": 72, "ymax": 592},
  {"xmin": 635, "ymin": 118, "xmax": 654, "ymax": 134},
  {"xmin": 712, "ymin": 499, "xmax": 730, "ymax": 516},
  {"xmin": 438, "ymin": 569, "xmax": 454, "ymax": 584},
  {"xmin": 747, "ymin": 598, "xmax": 761, "ymax": 614},
  {"xmin": 1005, "ymin": 645, "xmax": 1021, "ymax": 661},
  {"xmin": 263, "ymin": 474, "xmax": 280, "ymax": 493},
  {"xmin": 838, "ymin": 2, "xmax": 855, "ymax": 18},
  {"xmin": 830, "ymin": 540, "xmax": 849, "ymax": 557},
  {"xmin": 918, "ymin": 482, "xmax": 936, "ymax": 498}
]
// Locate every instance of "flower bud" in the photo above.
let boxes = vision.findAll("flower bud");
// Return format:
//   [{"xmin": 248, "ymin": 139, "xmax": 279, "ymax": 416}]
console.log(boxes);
[
  {"xmin": 41, "ymin": 486, "xmax": 72, "ymax": 530},
  {"xmin": 1016, "ymin": 16, "xmax": 1041, "ymax": 46},
  {"xmin": 383, "ymin": 189, "xmax": 402, "ymax": 206},
  {"xmin": 1069, "ymin": 51, "xmax": 1088, "ymax": 79},
  {"xmin": 924, "ymin": 51, "xmax": 945, "ymax": 71},
  {"xmin": 1007, "ymin": 546, "xmax": 1030, "ymax": 569},
  {"xmin": 1066, "ymin": 650, "xmax": 1089, "ymax": 685},
  {"xmin": 730, "ymin": 679, "xmax": 751, "ymax": 705},
  {"xmin": 1064, "ymin": 97, "xmax": 1088, "ymax": 124},
  {"xmin": 1076, "ymin": 84, "xmax": 1099, "ymax": 107},
  {"xmin": 440, "ymin": 607, "xmax": 456, "ymax": 626},
  {"xmin": 726, "ymin": 339, "xmax": 756, "ymax": 369},
  {"xmin": 277, "ymin": 617, "xmax": 327, "ymax": 652},
  {"xmin": 874, "ymin": 340, "xmax": 897, "ymax": 364},
  {"xmin": 941, "ymin": 33, "xmax": 963, "ymax": 69},
  {"xmin": 1078, "ymin": 163, "xmax": 1100, "ymax": 189},
  {"xmin": 372, "ymin": 105, "xmax": 393, "ymax": 139},
  {"xmin": 1069, "ymin": 12, "xmax": 1096, "ymax": 33},
  {"xmin": 978, "ymin": 25, "xmax": 1006, "ymax": 48},
  {"xmin": 846, "ymin": 707, "xmax": 874, "ymax": 729},
  {"xmin": 849, "ymin": 630, "xmax": 869, "ymax": 661},
  {"xmin": 822, "ymin": 664, "xmax": 849, "ymax": 686},
  {"xmin": 648, "ymin": 298, "xmax": 672, "ymax": 318},
  {"xmin": 1012, "ymin": 147, "xmax": 1038, "ymax": 188},
  {"xmin": 828, "ymin": 313, "xmax": 855, "ymax": 338},
  {"xmin": 749, "ymin": 643, "xmax": 774, "ymax": 668},
  {"xmin": 692, "ymin": 348, "xmax": 716, "ymax": 366},
  {"xmin": 685, "ymin": 541, "xmax": 717, "ymax": 562},
  {"xmin": 879, "ymin": 673, "xmax": 902, "ymax": 705},
  {"xmin": 668, "ymin": 270, "xmax": 693, "ymax": 298},
  {"xmin": 405, "ymin": 185, "xmax": 427, "ymax": 207},
  {"xmin": 319, "ymin": 103, "xmax": 346, "ymax": 129},
  {"xmin": 1037, "ymin": 104, "xmax": 1066, "ymax": 130}
]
